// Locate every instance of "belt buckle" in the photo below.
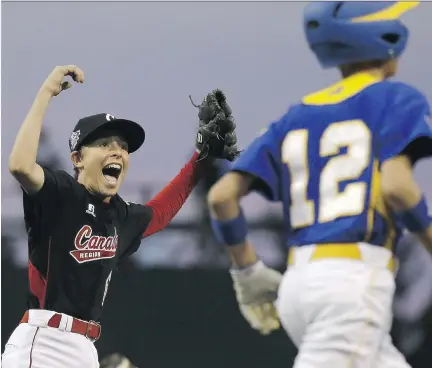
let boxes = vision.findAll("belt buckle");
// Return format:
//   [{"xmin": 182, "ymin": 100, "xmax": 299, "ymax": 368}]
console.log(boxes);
[{"xmin": 86, "ymin": 320, "xmax": 101, "ymax": 342}]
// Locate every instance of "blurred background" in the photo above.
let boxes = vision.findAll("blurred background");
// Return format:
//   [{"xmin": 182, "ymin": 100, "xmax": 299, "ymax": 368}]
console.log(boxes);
[{"xmin": 2, "ymin": 2, "xmax": 432, "ymax": 367}]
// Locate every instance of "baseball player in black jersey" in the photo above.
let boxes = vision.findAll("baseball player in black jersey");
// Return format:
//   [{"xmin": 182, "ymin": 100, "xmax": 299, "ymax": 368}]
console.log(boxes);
[{"xmin": 2, "ymin": 65, "xmax": 240, "ymax": 368}]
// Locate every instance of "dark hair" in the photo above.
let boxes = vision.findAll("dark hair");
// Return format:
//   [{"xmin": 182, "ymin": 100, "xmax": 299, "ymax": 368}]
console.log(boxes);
[{"xmin": 339, "ymin": 60, "xmax": 388, "ymax": 78}]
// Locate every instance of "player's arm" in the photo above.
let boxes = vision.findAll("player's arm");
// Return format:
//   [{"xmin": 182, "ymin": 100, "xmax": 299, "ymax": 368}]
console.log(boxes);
[
  {"xmin": 117, "ymin": 90, "xmax": 240, "ymax": 265},
  {"xmin": 208, "ymin": 124, "xmax": 281, "ymax": 267},
  {"xmin": 207, "ymin": 171, "xmax": 258, "ymax": 267},
  {"xmin": 379, "ymin": 87, "xmax": 432, "ymax": 254},
  {"xmin": 142, "ymin": 89, "xmax": 240, "ymax": 238},
  {"xmin": 207, "ymin": 123, "xmax": 283, "ymax": 335},
  {"xmin": 142, "ymin": 151, "xmax": 205, "ymax": 237},
  {"xmin": 381, "ymin": 151, "xmax": 432, "ymax": 254},
  {"xmin": 116, "ymin": 154, "xmax": 206, "ymax": 265},
  {"xmin": 8, "ymin": 66, "xmax": 84, "ymax": 195}
]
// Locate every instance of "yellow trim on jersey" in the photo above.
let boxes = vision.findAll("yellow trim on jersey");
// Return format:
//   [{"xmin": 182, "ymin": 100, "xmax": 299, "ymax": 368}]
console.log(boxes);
[
  {"xmin": 302, "ymin": 72, "xmax": 382, "ymax": 106},
  {"xmin": 364, "ymin": 160, "xmax": 380, "ymax": 243},
  {"xmin": 366, "ymin": 160, "xmax": 397, "ymax": 252},
  {"xmin": 374, "ymin": 178, "xmax": 397, "ymax": 253},
  {"xmin": 351, "ymin": 1, "xmax": 419, "ymax": 23}
]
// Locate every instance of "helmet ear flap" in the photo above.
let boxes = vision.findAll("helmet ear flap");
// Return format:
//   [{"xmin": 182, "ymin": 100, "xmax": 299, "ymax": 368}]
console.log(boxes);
[{"xmin": 306, "ymin": 20, "xmax": 320, "ymax": 30}]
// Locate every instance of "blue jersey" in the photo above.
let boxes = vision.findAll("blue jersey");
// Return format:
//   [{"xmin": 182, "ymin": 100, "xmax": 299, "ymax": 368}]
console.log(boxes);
[{"xmin": 232, "ymin": 72, "xmax": 432, "ymax": 251}]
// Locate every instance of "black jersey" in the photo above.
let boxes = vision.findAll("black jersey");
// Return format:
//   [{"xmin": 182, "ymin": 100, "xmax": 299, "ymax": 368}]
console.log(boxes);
[{"xmin": 23, "ymin": 166, "xmax": 152, "ymax": 322}]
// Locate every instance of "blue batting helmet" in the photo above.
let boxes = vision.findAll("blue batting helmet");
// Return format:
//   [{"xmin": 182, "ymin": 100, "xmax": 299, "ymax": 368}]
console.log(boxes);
[{"xmin": 304, "ymin": 1, "xmax": 419, "ymax": 68}]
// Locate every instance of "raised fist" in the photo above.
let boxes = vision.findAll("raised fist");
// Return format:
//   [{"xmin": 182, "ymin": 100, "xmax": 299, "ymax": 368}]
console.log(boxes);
[{"xmin": 40, "ymin": 65, "xmax": 84, "ymax": 97}]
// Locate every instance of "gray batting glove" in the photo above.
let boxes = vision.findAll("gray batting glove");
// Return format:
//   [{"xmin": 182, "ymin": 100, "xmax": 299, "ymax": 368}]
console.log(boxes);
[{"xmin": 230, "ymin": 260, "xmax": 283, "ymax": 335}]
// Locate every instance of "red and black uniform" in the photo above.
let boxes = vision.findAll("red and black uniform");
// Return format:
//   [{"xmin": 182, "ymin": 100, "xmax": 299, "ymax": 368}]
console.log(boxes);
[{"xmin": 24, "ymin": 152, "xmax": 202, "ymax": 323}]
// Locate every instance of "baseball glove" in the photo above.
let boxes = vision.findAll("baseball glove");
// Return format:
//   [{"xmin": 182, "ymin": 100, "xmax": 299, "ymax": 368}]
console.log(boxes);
[{"xmin": 191, "ymin": 89, "xmax": 241, "ymax": 162}]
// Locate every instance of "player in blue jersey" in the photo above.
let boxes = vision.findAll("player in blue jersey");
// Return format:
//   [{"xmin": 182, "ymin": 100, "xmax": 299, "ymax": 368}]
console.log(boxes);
[{"xmin": 208, "ymin": 2, "xmax": 432, "ymax": 367}]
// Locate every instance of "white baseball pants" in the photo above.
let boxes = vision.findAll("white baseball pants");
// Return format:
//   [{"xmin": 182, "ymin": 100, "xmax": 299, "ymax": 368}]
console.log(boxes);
[
  {"xmin": 276, "ymin": 243, "xmax": 411, "ymax": 368},
  {"xmin": 2, "ymin": 310, "xmax": 99, "ymax": 368}
]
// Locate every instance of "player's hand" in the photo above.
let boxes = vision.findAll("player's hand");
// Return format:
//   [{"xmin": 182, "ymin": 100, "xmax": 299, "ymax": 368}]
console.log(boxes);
[
  {"xmin": 239, "ymin": 302, "xmax": 280, "ymax": 335},
  {"xmin": 40, "ymin": 65, "xmax": 84, "ymax": 97},
  {"xmin": 230, "ymin": 260, "xmax": 282, "ymax": 335}
]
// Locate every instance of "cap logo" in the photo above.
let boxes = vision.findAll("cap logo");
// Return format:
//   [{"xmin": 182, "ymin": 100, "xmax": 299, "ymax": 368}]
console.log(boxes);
[
  {"xmin": 106, "ymin": 114, "xmax": 116, "ymax": 121},
  {"xmin": 70, "ymin": 130, "xmax": 81, "ymax": 150}
]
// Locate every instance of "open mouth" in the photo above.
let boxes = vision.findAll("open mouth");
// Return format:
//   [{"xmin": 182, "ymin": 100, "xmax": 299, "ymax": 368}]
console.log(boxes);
[{"xmin": 102, "ymin": 163, "xmax": 122, "ymax": 186}]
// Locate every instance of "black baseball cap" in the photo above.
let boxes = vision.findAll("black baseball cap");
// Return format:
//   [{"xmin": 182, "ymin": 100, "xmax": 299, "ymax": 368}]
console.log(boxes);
[{"xmin": 69, "ymin": 113, "xmax": 145, "ymax": 153}]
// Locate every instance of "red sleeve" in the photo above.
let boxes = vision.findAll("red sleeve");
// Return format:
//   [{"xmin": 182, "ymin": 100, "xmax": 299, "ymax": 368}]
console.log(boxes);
[{"xmin": 143, "ymin": 151, "xmax": 206, "ymax": 237}]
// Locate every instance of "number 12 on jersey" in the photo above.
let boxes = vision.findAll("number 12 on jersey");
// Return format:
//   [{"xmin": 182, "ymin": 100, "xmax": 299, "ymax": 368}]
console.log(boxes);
[{"xmin": 282, "ymin": 119, "xmax": 371, "ymax": 229}]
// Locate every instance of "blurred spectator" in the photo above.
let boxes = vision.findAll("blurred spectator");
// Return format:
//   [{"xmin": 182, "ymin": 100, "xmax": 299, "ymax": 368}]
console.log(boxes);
[
  {"xmin": 194, "ymin": 156, "xmax": 232, "ymax": 217},
  {"xmin": 193, "ymin": 156, "xmax": 232, "ymax": 262},
  {"xmin": 393, "ymin": 233, "xmax": 432, "ymax": 357},
  {"xmin": 1, "ymin": 235, "xmax": 15, "ymax": 260},
  {"xmin": 36, "ymin": 127, "xmax": 63, "ymax": 170}
]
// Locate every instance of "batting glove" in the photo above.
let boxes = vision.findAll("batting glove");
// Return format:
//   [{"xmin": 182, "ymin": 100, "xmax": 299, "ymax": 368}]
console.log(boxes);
[{"xmin": 230, "ymin": 260, "xmax": 283, "ymax": 335}]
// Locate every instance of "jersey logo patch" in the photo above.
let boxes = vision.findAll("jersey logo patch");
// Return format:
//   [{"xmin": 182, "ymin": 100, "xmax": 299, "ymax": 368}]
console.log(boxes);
[
  {"xmin": 70, "ymin": 225, "xmax": 118, "ymax": 263},
  {"xmin": 86, "ymin": 204, "xmax": 96, "ymax": 218}
]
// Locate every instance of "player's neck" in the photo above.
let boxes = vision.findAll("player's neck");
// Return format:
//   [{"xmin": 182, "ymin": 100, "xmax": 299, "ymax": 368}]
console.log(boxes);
[
  {"xmin": 341, "ymin": 68, "xmax": 387, "ymax": 81},
  {"xmin": 76, "ymin": 174, "xmax": 112, "ymax": 203}
]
